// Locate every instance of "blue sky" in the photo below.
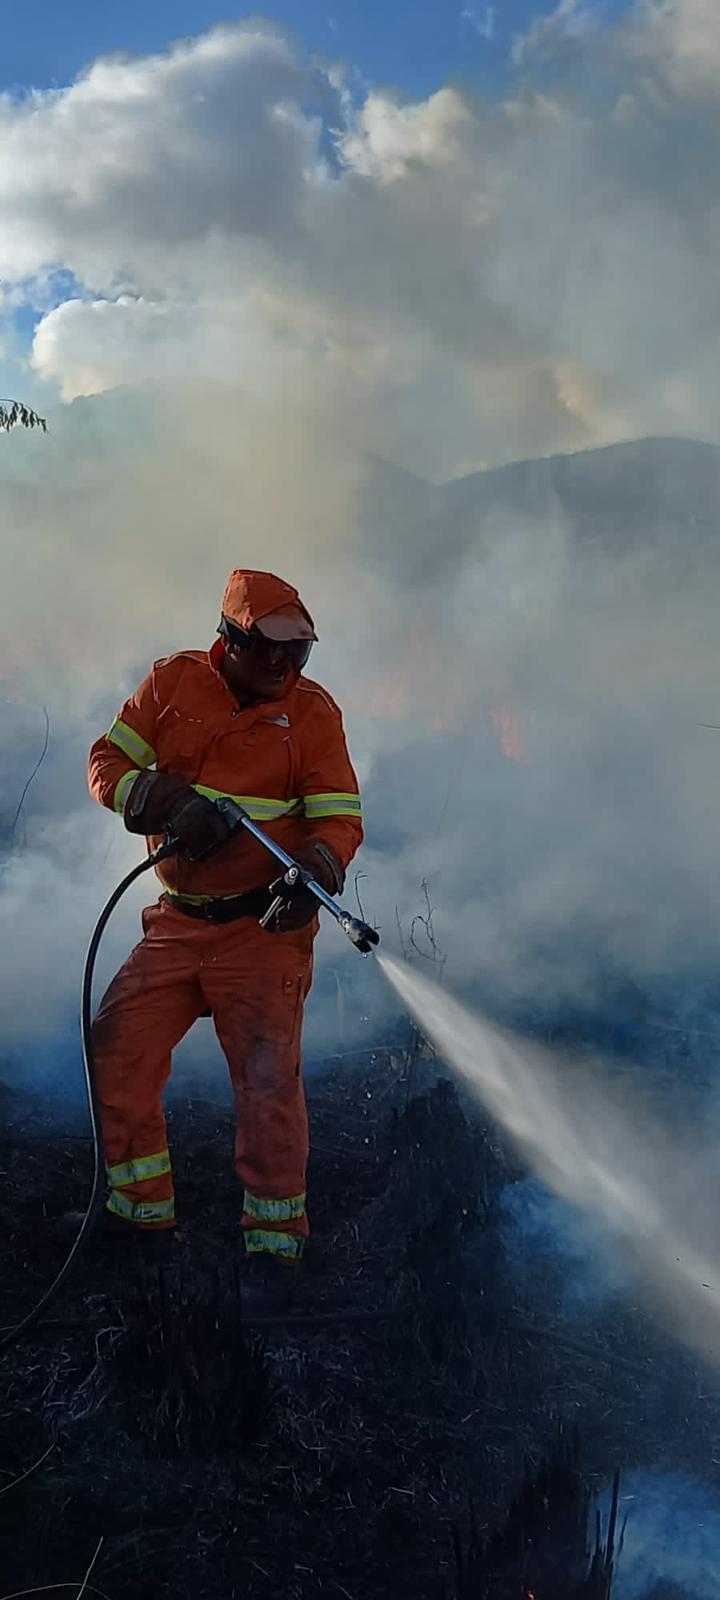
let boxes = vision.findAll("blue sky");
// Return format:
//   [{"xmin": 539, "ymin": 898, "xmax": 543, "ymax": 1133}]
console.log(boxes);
[{"xmin": 4, "ymin": 0, "xmax": 631, "ymax": 100}]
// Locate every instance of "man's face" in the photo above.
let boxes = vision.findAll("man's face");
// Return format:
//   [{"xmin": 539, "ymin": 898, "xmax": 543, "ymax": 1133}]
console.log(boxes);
[{"xmin": 220, "ymin": 636, "xmax": 294, "ymax": 704}]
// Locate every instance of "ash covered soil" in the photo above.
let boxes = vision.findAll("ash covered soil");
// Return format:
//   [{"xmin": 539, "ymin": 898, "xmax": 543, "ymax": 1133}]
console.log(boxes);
[{"xmin": 0, "ymin": 1050, "xmax": 717, "ymax": 1599}]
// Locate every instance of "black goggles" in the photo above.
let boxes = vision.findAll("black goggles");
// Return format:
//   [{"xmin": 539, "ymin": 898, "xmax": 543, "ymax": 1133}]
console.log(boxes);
[{"xmin": 218, "ymin": 615, "xmax": 314, "ymax": 671}]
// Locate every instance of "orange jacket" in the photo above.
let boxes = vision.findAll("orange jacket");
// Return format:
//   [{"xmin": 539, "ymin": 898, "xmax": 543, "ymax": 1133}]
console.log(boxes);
[{"xmin": 88, "ymin": 582, "xmax": 363, "ymax": 902}]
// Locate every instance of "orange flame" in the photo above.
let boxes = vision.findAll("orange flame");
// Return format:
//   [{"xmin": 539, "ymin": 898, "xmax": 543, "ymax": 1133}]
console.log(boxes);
[{"xmin": 490, "ymin": 705, "xmax": 524, "ymax": 763}]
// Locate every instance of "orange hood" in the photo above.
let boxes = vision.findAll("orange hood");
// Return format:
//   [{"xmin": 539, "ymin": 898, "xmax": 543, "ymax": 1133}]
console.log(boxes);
[{"xmin": 221, "ymin": 570, "xmax": 316, "ymax": 637}]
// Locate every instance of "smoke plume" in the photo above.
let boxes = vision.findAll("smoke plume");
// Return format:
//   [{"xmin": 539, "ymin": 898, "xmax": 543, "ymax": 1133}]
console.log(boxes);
[{"xmin": 3, "ymin": 3, "xmax": 720, "ymax": 1067}]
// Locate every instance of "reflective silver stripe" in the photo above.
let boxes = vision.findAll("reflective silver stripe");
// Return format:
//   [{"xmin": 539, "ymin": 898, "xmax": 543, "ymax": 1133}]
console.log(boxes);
[
  {"xmin": 107, "ymin": 718, "xmax": 157, "ymax": 768},
  {"xmin": 193, "ymin": 785, "xmax": 302, "ymax": 821},
  {"xmin": 113, "ymin": 768, "xmax": 141, "ymax": 815},
  {"xmin": 106, "ymin": 1149, "xmax": 171, "ymax": 1187},
  {"xmin": 244, "ymin": 1229, "xmax": 304, "ymax": 1259},
  {"xmin": 107, "ymin": 1192, "xmax": 175, "ymax": 1225},
  {"xmin": 243, "ymin": 1191, "xmax": 306, "ymax": 1223},
  {"xmin": 303, "ymin": 792, "xmax": 362, "ymax": 818}
]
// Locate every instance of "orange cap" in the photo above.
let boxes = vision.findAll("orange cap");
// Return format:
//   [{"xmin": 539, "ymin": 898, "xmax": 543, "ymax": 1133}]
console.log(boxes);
[{"xmin": 221, "ymin": 569, "xmax": 317, "ymax": 639}]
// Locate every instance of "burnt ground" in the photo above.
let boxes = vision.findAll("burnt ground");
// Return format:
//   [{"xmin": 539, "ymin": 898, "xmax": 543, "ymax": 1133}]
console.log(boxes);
[{"xmin": 0, "ymin": 1044, "xmax": 717, "ymax": 1600}]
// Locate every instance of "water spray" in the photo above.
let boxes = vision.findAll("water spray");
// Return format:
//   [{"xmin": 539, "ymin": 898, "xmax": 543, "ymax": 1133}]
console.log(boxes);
[{"xmin": 378, "ymin": 952, "xmax": 720, "ymax": 1369}]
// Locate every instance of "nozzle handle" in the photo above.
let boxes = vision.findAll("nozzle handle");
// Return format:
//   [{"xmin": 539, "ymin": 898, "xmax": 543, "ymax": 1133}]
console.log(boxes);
[{"xmin": 157, "ymin": 795, "xmax": 381, "ymax": 955}]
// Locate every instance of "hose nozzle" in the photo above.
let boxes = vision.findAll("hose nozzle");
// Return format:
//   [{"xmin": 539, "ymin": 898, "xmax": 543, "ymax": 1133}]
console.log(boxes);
[{"xmin": 338, "ymin": 915, "xmax": 380, "ymax": 955}]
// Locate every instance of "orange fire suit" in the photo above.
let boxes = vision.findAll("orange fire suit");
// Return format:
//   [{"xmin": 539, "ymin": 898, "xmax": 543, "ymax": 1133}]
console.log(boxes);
[{"xmin": 88, "ymin": 585, "xmax": 363, "ymax": 1255}]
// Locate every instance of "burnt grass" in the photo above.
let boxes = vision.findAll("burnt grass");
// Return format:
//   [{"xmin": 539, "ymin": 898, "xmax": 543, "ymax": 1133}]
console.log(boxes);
[{"xmin": 0, "ymin": 1046, "xmax": 717, "ymax": 1599}]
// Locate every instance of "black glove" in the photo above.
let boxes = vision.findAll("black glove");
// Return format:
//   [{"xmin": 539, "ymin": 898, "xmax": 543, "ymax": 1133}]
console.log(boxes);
[
  {"xmin": 163, "ymin": 790, "xmax": 235, "ymax": 861},
  {"xmin": 124, "ymin": 771, "xmax": 191, "ymax": 834},
  {"xmin": 263, "ymin": 843, "xmax": 344, "ymax": 933},
  {"xmin": 124, "ymin": 771, "xmax": 234, "ymax": 861}
]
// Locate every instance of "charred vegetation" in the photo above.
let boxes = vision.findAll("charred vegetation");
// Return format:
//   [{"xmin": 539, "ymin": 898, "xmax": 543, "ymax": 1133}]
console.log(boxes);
[{"xmin": 1, "ymin": 1044, "xmax": 717, "ymax": 1597}]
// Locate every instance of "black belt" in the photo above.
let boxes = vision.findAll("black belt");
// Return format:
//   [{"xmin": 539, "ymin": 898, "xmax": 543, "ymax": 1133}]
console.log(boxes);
[{"xmin": 164, "ymin": 887, "xmax": 272, "ymax": 923}]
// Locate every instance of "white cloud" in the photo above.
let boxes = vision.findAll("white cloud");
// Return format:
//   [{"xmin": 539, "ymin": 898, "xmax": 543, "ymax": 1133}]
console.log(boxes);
[
  {"xmin": 461, "ymin": 6, "xmax": 497, "ymax": 42},
  {"xmin": 513, "ymin": 0, "xmax": 602, "ymax": 66},
  {"xmin": 0, "ymin": 24, "xmax": 329, "ymax": 288},
  {"xmin": 31, "ymin": 297, "xmax": 189, "ymax": 398},
  {"xmin": 335, "ymin": 84, "xmax": 475, "ymax": 180},
  {"xmin": 626, "ymin": 0, "xmax": 720, "ymax": 100}
]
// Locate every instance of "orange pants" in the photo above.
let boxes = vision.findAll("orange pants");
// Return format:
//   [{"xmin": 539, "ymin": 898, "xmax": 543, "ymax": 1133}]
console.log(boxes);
[{"xmin": 92, "ymin": 897, "xmax": 314, "ymax": 1257}]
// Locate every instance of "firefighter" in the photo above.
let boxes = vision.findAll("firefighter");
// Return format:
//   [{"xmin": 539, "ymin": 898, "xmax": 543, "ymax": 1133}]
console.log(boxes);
[{"xmin": 82, "ymin": 569, "xmax": 363, "ymax": 1289}]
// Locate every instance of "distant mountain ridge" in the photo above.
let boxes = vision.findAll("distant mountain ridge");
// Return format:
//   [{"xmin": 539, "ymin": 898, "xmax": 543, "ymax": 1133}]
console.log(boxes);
[
  {"xmin": 441, "ymin": 436, "xmax": 720, "ymax": 528},
  {"xmin": 359, "ymin": 436, "xmax": 720, "ymax": 577}
]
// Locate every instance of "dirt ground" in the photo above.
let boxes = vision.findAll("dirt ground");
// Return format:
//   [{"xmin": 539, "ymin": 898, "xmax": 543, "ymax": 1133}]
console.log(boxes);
[{"xmin": 0, "ymin": 1047, "xmax": 716, "ymax": 1599}]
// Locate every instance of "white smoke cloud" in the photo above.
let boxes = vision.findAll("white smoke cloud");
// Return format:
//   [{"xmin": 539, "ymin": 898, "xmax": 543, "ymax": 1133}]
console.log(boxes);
[
  {"xmin": 627, "ymin": 0, "xmax": 720, "ymax": 101},
  {"xmin": 610, "ymin": 1470, "xmax": 720, "ymax": 1598},
  {"xmin": 4, "ymin": 5, "xmax": 720, "ymax": 1059}
]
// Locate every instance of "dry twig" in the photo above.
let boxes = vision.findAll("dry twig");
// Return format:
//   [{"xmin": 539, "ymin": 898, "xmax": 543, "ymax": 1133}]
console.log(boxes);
[
  {"xmin": 75, "ymin": 1537, "xmax": 104, "ymax": 1600},
  {"xmin": 0, "ymin": 1442, "xmax": 54, "ymax": 1497},
  {"xmin": 0, "ymin": 1587, "xmax": 111, "ymax": 1600},
  {"xmin": 10, "ymin": 707, "xmax": 50, "ymax": 838},
  {"xmin": 409, "ymin": 879, "xmax": 446, "ymax": 978}
]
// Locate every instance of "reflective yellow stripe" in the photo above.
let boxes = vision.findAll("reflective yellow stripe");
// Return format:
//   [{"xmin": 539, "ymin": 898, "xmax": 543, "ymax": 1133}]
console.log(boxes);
[
  {"xmin": 106, "ymin": 1192, "xmax": 175, "ymax": 1225},
  {"xmin": 243, "ymin": 1191, "xmax": 306, "ymax": 1223},
  {"xmin": 108, "ymin": 718, "xmax": 157, "ymax": 769},
  {"xmin": 106, "ymin": 1149, "xmax": 171, "ymax": 1187},
  {"xmin": 244, "ymin": 1229, "xmax": 304, "ymax": 1259},
  {"xmin": 193, "ymin": 785, "xmax": 302, "ymax": 820},
  {"xmin": 303, "ymin": 792, "xmax": 362, "ymax": 818},
  {"xmin": 113, "ymin": 768, "xmax": 141, "ymax": 815}
]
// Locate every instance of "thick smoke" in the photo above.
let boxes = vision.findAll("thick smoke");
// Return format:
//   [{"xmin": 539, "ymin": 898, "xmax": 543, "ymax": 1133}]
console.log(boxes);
[
  {"xmin": 500, "ymin": 1177, "xmax": 634, "ymax": 1314},
  {"xmin": 3, "ymin": 4, "xmax": 720, "ymax": 1071},
  {"xmin": 609, "ymin": 1470, "xmax": 720, "ymax": 1600}
]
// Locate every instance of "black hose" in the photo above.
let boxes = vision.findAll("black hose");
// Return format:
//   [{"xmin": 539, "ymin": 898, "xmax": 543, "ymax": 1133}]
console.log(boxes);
[{"xmin": 0, "ymin": 850, "xmax": 164, "ymax": 1355}]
